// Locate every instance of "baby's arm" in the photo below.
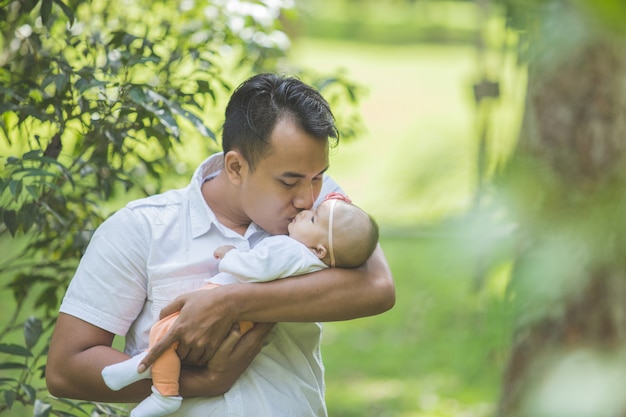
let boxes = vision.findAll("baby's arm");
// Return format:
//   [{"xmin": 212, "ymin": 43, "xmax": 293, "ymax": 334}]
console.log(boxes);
[
  {"xmin": 214, "ymin": 245, "xmax": 236, "ymax": 260},
  {"xmin": 218, "ymin": 236, "xmax": 325, "ymax": 283}
]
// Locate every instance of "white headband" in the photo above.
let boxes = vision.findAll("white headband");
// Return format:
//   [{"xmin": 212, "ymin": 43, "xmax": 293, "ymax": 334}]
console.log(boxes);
[{"xmin": 327, "ymin": 198, "xmax": 338, "ymax": 268}]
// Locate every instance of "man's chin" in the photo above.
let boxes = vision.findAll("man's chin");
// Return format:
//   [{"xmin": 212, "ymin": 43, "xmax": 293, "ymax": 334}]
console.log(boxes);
[
  {"xmin": 274, "ymin": 226, "xmax": 290, "ymax": 236},
  {"xmin": 262, "ymin": 224, "xmax": 289, "ymax": 236}
]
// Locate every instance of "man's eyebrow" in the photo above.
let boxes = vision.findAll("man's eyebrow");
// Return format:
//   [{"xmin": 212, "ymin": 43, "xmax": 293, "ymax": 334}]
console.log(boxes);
[{"xmin": 280, "ymin": 166, "xmax": 329, "ymax": 178}]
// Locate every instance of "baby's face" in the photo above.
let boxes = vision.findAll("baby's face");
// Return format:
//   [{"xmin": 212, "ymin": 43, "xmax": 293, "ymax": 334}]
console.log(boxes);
[{"xmin": 287, "ymin": 200, "xmax": 332, "ymax": 248}]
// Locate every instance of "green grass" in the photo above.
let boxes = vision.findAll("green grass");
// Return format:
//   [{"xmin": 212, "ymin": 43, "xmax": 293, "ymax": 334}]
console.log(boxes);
[{"xmin": 321, "ymin": 232, "xmax": 515, "ymax": 417}]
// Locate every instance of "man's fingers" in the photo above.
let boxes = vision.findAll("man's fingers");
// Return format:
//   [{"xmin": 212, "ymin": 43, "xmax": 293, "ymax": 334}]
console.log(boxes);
[
  {"xmin": 138, "ymin": 331, "xmax": 178, "ymax": 372},
  {"xmin": 159, "ymin": 297, "xmax": 185, "ymax": 320},
  {"xmin": 247, "ymin": 322, "xmax": 275, "ymax": 340},
  {"xmin": 221, "ymin": 327, "xmax": 244, "ymax": 352},
  {"xmin": 234, "ymin": 323, "xmax": 275, "ymax": 353}
]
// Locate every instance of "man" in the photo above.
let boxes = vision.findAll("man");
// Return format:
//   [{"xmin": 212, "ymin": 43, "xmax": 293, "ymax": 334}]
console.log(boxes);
[{"xmin": 46, "ymin": 73, "xmax": 395, "ymax": 416}]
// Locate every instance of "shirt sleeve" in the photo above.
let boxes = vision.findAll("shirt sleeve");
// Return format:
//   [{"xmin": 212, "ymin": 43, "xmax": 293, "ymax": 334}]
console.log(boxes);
[
  {"xmin": 218, "ymin": 236, "xmax": 327, "ymax": 283},
  {"xmin": 59, "ymin": 207, "xmax": 150, "ymax": 336}
]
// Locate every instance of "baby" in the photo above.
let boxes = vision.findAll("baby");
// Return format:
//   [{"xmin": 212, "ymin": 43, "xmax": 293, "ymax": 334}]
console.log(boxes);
[{"xmin": 101, "ymin": 193, "xmax": 379, "ymax": 417}]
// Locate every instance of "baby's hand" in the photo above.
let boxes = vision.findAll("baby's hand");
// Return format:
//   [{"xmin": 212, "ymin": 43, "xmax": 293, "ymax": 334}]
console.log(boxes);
[{"xmin": 214, "ymin": 245, "xmax": 236, "ymax": 260}]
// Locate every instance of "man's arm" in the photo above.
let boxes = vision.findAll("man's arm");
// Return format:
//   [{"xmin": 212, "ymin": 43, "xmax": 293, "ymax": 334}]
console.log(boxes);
[
  {"xmin": 231, "ymin": 245, "xmax": 395, "ymax": 321},
  {"xmin": 46, "ymin": 313, "xmax": 273, "ymax": 401},
  {"xmin": 141, "ymin": 245, "xmax": 395, "ymax": 367},
  {"xmin": 46, "ymin": 313, "xmax": 151, "ymax": 402}
]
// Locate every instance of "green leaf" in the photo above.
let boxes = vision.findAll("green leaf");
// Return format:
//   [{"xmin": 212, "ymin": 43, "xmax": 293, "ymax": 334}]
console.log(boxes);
[
  {"xmin": 19, "ymin": 203, "xmax": 38, "ymax": 233},
  {"xmin": 132, "ymin": 89, "xmax": 180, "ymax": 139},
  {"xmin": 3, "ymin": 389, "xmax": 14, "ymax": 409},
  {"xmin": 0, "ymin": 377, "xmax": 18, "ymax": 384},
  {"xmin": 0, "ymin": 362, "xmax": 28, "ymax": 370},
  {"xmin": 55, "ymin": 72, "xmax": 70, "ymax": 94},
  {"xmin": 35, "ymin": 286, "xmax": 58, "ymax": 312},
  {"xmin": 23, "ymin": 150, "xmax": 42, "ymax": 160},
  {"xmin": 128, "ymin": 55, "xmax": 161, "ymax": 66},
  {"xmin": 160, "ymin": 93, "xmax": 215, "ymax": 140},
  {"xmin": 75, "ymin": 77, "xmax": 107, "ymax": 93},
  {"xmin": 40, "ymin": 0, "xmax": 52, "ymax": 25},
  {"xmin": 42, "ymin": 73, "xmax": 55, "ymax": 90},
  {"xmin": 128, "ymin": 85, "xmax": 146, "ymax": 103},
  {"xmin": 21, "ymin": 383, "xmax": 36, "ymax": 403},
  {"xmin": 0, "ymin": 344, "xmax": 32, "ymax": 357},
  {"xmin": 25, "ymin": 185, "xmax": 39, "ymax": 200},
  {"xmin": 24, "ymin": 317, "xmax": 43, "ymax": 349},
  {"xmin": 53, "ymin": 0, "xmax": 75, "ymax": 23},
  {"xmin": 8, "ymin": 179, "xmax": 22, "ymax": 197},
  {"xmin": 20, "ymin": 169, "xmax": 58, "ymax": 178},
  {"xmin": 3, "ymin": 210, "xmax": 17, "ymax": 236}
]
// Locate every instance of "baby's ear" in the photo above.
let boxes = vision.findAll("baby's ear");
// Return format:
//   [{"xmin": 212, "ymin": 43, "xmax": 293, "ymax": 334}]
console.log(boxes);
[{"xmin": 311, "ymin": 244, "xmax": 327, "ymax": 260}]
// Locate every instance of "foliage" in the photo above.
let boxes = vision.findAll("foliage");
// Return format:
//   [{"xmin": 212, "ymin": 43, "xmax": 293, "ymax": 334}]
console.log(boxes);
[
  {"xmin": 0, "ymin": 0, "xmax": 363, "ymax": 415},
  {"xmin": 297, "ymin": 0, "xmax": 480, "ymax": 45},
  {"xmin": 480, "ymin": 1, "xmax": 626, "ymax": 416}
]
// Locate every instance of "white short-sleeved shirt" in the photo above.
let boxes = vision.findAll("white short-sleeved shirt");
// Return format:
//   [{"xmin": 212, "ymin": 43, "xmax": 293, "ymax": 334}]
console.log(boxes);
[{"xmin": 59, "ymin": 153, "xmax": 342, "ymax": 417}]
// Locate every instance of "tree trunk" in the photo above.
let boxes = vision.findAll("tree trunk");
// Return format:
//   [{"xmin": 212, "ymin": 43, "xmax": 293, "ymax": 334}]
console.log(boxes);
[{"xmin": 496, "ymin": 3, "xmax": 626, "ymax": 417}]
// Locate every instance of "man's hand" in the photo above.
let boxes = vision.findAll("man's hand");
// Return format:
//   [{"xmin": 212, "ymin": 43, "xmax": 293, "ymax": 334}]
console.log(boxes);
[
  {"xmin": 139, "ymin": 285, "xmax": 237, "ymax": 371},
  {"xmin": 178, "ymin": 322, "xmax": 275, "ymax": 397}
]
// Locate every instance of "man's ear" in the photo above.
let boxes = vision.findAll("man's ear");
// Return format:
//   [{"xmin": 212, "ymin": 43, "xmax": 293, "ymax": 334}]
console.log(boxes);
[
  {"xmin": 311, "ymin": 244, "xmax": 327, "ymax": 260},
  {"xmin": 224, "ymin": 151, "xmax": 247, "ymax": 185}
]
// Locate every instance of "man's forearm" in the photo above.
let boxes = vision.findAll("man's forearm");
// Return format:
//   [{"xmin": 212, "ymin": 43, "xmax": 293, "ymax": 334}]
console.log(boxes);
[
  {"xmin": 46, "ymin": 313, "xmax": 231, "ymax": 402},
  {"xmin": 47, "ymin": 344, "xmax": 153, "ymax": 402},
  {"xmin": 228, "ymin": 245, "xmax": 395, "ymax": 323}
]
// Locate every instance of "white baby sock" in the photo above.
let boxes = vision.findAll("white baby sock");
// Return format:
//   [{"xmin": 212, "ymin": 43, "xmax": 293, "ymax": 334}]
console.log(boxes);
[
  {"xmin": 131, "ymin": 386, "xmax": 182, "ymax": 417},
  {"xmin": 101, "ymin": 351, "xmax": 152, "ymax": 391}
]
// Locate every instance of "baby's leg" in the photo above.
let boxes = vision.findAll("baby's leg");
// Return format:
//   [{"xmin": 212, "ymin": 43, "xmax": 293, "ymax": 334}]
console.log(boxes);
[
  {"xmin": 131, "ymin": 313, "xmax": 182, "ymax": 417},
  {"xmin": 149, "ymin": 313, "xmax": 181, "ymax": 396}
]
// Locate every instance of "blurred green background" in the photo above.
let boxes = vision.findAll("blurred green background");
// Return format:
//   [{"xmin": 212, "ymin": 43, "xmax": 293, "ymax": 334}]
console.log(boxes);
[
  {"xmin": 0, "ymin": 1, "xmax": 527, "ymax": 416},
  {"xmin": 286, "ymin": 2, "xmax": 523, "ymax": 416},
  {"xmin": 7, "ymin": 0, "xmax": 626, "ymax": 416}
]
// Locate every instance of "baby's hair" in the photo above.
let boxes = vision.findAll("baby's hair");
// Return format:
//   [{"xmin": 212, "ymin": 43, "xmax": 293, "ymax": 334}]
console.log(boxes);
[{"xmin": 329, "ymin": 202, "xmax": 379, "ymax": 268}]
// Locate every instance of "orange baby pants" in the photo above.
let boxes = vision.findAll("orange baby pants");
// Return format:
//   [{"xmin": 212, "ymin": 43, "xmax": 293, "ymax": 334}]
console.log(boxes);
[{"xmin": 149, "ymin": 283, "xmax": 254, "ymax": 396}]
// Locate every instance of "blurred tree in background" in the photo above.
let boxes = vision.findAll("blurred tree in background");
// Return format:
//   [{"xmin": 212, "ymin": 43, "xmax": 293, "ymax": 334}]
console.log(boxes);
[
  {"xmin": 492, "ymin": 1, "xmax": 626, "ymax": 416},
  {"xmin": 0, "ymin": 1, "xmax": 361, "ymax": 415}
]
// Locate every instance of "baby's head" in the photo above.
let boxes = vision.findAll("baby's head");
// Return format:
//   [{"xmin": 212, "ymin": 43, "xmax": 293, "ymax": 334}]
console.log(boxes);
[{"xmin": 287, "ymin": 194, "xmax": 379, "ymax": 268}]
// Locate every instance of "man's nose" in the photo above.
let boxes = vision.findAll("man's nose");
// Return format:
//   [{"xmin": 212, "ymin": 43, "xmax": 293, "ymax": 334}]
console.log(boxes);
[{"xmin": 293, "ymin": 183, "xmax": 315, "ymax": 210}]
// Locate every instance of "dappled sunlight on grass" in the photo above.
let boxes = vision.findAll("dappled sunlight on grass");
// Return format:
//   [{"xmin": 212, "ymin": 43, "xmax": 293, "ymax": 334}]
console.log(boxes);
[{"xmin": 326, "ymin": 375, "xmax": 494, "ymax": 417}]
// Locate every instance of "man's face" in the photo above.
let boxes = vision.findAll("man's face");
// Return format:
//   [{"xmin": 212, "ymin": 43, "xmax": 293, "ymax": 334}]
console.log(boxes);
[{"xmin": 240, "ymin": 117, "xmax": 329, "ymax": 235}]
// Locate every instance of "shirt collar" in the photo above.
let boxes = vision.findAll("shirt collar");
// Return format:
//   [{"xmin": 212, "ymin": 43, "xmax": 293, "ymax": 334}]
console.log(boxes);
[{"xmin": 188, "ymin": 153, "xmax": 265, "ymax": 239}]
